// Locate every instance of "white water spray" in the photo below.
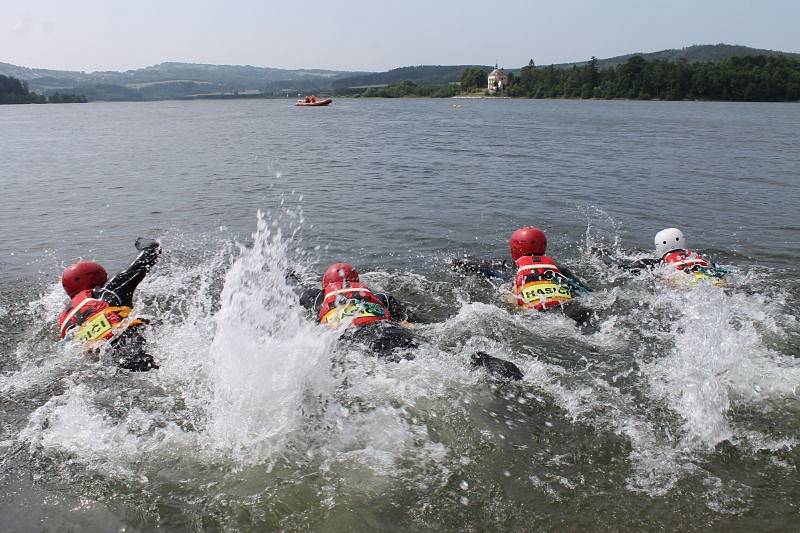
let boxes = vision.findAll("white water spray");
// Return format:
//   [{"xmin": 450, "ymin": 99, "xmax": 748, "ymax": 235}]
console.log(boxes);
[{"xmin": 204, "ymin": 210, "xmax": 336, "ymax": 460}]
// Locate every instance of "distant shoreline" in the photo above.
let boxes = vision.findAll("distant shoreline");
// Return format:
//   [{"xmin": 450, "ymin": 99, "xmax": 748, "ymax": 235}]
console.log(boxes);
[
  {"xmin": 450, "ymin": 95, "xmax": 510, "ymax": 99},
  {"xmin": 4, "ymin": 45, "xmax": 800, "ymax": 104},
  {"xmin": 45, "ymin": 94, "xmax": 800, "ymax": 104},
  {"xmin": 350, "ymin": 94, "xmax": 798, "ymax": 103}
]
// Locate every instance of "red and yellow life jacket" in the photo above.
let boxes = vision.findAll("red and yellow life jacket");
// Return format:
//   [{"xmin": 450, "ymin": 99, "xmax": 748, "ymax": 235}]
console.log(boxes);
[
  {"xmin": 318, "ymin": 282, "xmax": 391, "ymax": 329},
  {"xmin": 58, "ymin": 290, "xmax": 143, "ymax": 347},
  {"xmin": 662, "ymin": 249, "xmax": 710, "ymax": 271},
  {"xmin": 662, "ymin": 249, "xmax": 724, "ymax": 285},
  {"xmin": 513, "ymin": 255, "xmax": 574, "ymax": 311}
]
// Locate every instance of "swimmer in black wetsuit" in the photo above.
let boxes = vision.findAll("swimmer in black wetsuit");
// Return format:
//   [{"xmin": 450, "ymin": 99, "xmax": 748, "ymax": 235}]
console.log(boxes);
[
  {"xmin": 58, "ymin": 238, "xmax": 161, "ymax": 371},
  {"xmin": 298, "ymin": 262, "xmax": 418, "ymax": 358},
  {"xmin": 450, "ymin": 227, "xmax": 594, "ymax": 325},
  {"xmin": 592, "ymin": 227, "xmax": 726, "ymax": 283},
  {"xmin": 294, "ymin": 262, "xmax": 523, "ymax": 380}
]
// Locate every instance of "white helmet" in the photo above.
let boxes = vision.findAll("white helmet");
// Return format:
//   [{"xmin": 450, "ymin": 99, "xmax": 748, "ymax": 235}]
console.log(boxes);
[{"xmin": 654, "ymin": 228, "xmax": 686, "ymax": 256}]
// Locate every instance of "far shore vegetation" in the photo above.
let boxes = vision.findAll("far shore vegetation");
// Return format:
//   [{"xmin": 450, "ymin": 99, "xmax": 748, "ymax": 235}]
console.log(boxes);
[
  {"xmin": 4, "ymin": 48, "xmax": 800, "ymax": 104},
  {"xmin": 339, "ymin": 55, "xmax": 800, "ymax": 102},
  {"xmin": 0, "ymin": 75, "xmax": 87, "ymax": 104}
]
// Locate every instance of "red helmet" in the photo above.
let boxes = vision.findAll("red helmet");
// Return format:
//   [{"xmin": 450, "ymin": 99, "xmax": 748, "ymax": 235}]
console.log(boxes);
[
  {"xmin": 62, "ymin": 261, "xmax": 108, "ymax": 297},
  {"xmin": 509, "ymin": 227, "xmax": 547, "ymax": 260},
  {"xmin": 322, "ymin": 262, "xmax": 359, "ymax": 288}
]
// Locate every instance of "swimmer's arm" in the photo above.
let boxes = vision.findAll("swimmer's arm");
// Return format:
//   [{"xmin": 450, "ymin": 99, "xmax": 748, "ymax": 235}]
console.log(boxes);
[
  {"xmin": 448, "ymin": 256, "xmax": 514, "ymax": 281},
  {"xmin": 556, "ymin": 264, "xmax": 592, "ymax": 293},
  {"xmin": 622, "ymin": 258, "xmax": 660, "ymax": 273},
  {"xmin": 377, "ymin": 293, "xmax": 418, "ymax": 323},
  {"xmin": 710, "ymin": 262, "xmax": 729, "ymax": 275},
  {"xmin": 299, "ymin": 288, "xmax": 323, "ymax": 316},
  {"xmin": 699, "ymin": 254, "xmax": 729, "ymax": 276},
  {"xmin": 98, "ymin": 238, "xmax": 161, "ymax": 307},
  {"xmin": 589, "ymin": 247, "xmax": 658, "ymax": 274}
]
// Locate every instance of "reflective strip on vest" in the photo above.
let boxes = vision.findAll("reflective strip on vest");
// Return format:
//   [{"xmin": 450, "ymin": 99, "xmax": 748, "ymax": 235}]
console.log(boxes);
[
  {"xmin": 323, "ymin": 287, "xmax": 374, "ymax": 302},
  {"xmin": 320, "ymin": 302, "xmax": 383, "ymax": 327},
  {"xmin": 516, "ymin": 263, "xmax": 559, "ymax": 274},
  {"xmin": 671, "ymin": 258, "xmax": 708, "ymax": 269},
  {"xmin": 77, "ymin": 306, "xmax": 141, "ymax": 345},
  {"xmin": 59, "ymin": 297, "xmax": 105, "ymax": 337}
]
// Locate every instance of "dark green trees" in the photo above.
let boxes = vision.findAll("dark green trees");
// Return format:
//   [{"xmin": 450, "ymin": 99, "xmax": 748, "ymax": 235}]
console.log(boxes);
[
  {"xmin": 507, "ymin": 55, "xmax": 800, "ymax": 101},
  {"xmin": 0, "ymin": 75, "xmax": 45, "ymax": 104},
  {"xmin": 1, "ymin": 74, "xmax": 87, "ymax": 104},
  {"xmin": 47, "ymin": 92, "xmax": 88, "ymax": 103},
  {"xmin": 360, "ymin": 80, "xmax": 459, "ymax": 98},
  {"xmin": 459, "ymin": 67, "xmax": 489, "ymax": 91}
]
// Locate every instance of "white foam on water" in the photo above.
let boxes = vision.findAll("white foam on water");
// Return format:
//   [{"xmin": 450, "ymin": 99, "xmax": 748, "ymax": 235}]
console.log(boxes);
[
  {"xmin": 0, "ymin": 285, "xmax": 90, "ymax": 398},
  {"xmin": 202, "ymin": 210, "xmax": 337, "ymax": 461},
  {"xmin": 702, "ymin": 475, "xmax": 753, "ymax": 515},
  {"xmin": 431, "ymin": 273, "xmax": 769, "ymax": 501},
  {"xmin": 642, "ymin": 279, "xmax": 800, "ymax": 449},
  {"xmin": 397, "ymin": 246, "xmax": 798, "ymax": 509},
  {"xmin": 319, "ymin": 404, "xmax": 448, "ymax": 480},
  {"xmin": 26, "ymin": 283, "xmax": 69, "ymax": 324},
  {"xmin": 341, "ymin": 344, "xmax": 467, "ymax": 409},
  {"xmin": 579, "ymin": 218, "xmax": 800, "ymax": 500},
  {"xmin": 593, "ymin": 264, "xmax": 800, "ymax": 500},
  {"xmin": 0, "ymin": 345, "xmax": 85, "ymax": 401},
  {"xmin": 15, "ymin": 207, "xmax": 459, "ymax": 498},
  {"xmin": 15, "ymin": 208, "xmax": 337, "ymax": 479},
  {"xmin": 20, "ymin": 383, "xmax": 194, "ymax": 483},
  {"xmin": 9, "ymin": 208, "xmax": 799, "ymax": 522},
  {"xmin": 138, "ymin": 243, "xmax": 231, "ymax": 408},
  {"xmin": 430, "ymin": 300, "xmax": 680, "ymax": 498}
]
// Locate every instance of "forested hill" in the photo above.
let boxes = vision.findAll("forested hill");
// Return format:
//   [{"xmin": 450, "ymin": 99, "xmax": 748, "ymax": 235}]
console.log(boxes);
[
  {"xmin": 0, "ymin": 61, "xmax": 363, "ymax": 100},
  {"xmin": 331, "ymin": 65, "xmax": 493, "ymax": 88},
  {"xmin": 553, "ymin": 44, "xmax": 800, "ymax": 68},
  {"xmin": 509, "ymin": 55, "xmax": 800, "ymax": 101},
  {"xmin": 0, "ymin": 75, "xmax": 86, "ymax": 104},
  {"xmin": 333, "ymin": 44, "xmax": 799, "ymax": 88},
  {"xmin": 3, "ymin": 43, "xmax": 799, "ymax": 101},
  {"xmin": 0, "ymin": 61, "xmax": 360, "ymax": 89}
]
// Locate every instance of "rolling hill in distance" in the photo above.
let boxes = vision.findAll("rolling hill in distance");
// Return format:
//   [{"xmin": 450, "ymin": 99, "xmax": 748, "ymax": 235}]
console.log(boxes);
[
  {"xmin": 553, "ymin": 43, "xmax": 800, "ymax": 68},
  {"xmin": 0, "ymin": 61, "xmax": 364, "ymax": 100},
  {"xmin": 338, "ymin": 44, "xmax": 800, "ymax": 88},
  {"xmin": 2, "ymin": 44, "xmax": 798, "ymax": 101}
]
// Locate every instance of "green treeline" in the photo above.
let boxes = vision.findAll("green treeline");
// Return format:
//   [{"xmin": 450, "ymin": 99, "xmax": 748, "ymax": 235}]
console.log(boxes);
[
  {"xmin": 0, "ymin": 74, "xmax": 87, "ymax": 104},
  {"xmin": 352, "ymin": 55, "xmax": 800, "ymax": 102},
  {"xmin": 330, "ymin": 65, "xmax": 490, "ymax": 89},
  {"xmin": 46, "ymin": 92, "xmax": 89, "ymax": 103},
  {"xmin": 459, "ymin": 67, "xmax": 489, "ymax": 91},
  {"xmin": 346, "ymin": 68, "xmax": 487, "ymax": 98},
  {"xmin": 509, "ymin": 55, "xmax": 800, "ymax": 101},
  {"xmin": 360, "ymin": 80, "xmax": 460, "ymax": 98},
  {"xmin": 0, "ymin": 75, "xmax": 44, "ymax": 103}
]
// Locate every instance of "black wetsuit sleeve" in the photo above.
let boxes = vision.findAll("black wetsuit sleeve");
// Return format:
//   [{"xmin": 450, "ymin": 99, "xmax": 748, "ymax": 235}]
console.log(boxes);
[
  {"xmin": 375, "ymin": 293, "xmax": 418, "ymax": 323},
  {"xmin": 627, "ymin": 258, "xmax": 660, "ymax": 273},
  {"xmin": 96, "ymin": 240, "xmax": 161, "ymax": 307},
  {"xmin": 591, "ymin": 247, "xmax": 658, "ymax": 274},
  {"xmin": 299, "ymin": 288, "xmax": 324, "ymax": 317},
  {"xmin": 556, "ymin": 263, "xmax": 592, "ymax": 293},
  {"xmin": 449, "ymin": 256, "xmax": 514, "ymax": 281}
]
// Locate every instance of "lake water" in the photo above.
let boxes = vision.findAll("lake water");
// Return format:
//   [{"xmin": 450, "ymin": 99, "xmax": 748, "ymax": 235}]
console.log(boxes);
[{"xmin": 1, "ymin": 98, "xmax": 799, "ymax": 531}]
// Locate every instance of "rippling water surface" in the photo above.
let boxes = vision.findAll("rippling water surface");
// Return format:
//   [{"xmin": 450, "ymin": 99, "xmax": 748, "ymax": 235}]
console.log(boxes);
[{"xmin": 1, "ymin": 99, "xmax": 799, "ymax": 531}]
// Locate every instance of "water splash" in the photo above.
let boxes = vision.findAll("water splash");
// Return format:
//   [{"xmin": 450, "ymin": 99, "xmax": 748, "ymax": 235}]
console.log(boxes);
[
  {"xmin": 6, "ymin": 211, "xmax": 800, "ymax": 526},
  {"xmin": 204, "ymin": 209, "xmax": 336, "ymax": 460},
  {"xmin": 644, "ymin": 281, "xmax": 800, "ymax": 448}
]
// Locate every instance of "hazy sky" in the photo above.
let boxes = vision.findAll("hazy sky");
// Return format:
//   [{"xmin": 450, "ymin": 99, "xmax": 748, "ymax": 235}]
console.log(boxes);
[{"xmin": 2, "ymin": 0, "xmax": 798, "ymax": 72}]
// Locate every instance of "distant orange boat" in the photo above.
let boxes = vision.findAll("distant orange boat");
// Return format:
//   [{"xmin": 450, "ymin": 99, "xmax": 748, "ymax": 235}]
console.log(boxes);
[{"xmin": 295, "ymin": 98, "xmax": 332, "ymax": 107}]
